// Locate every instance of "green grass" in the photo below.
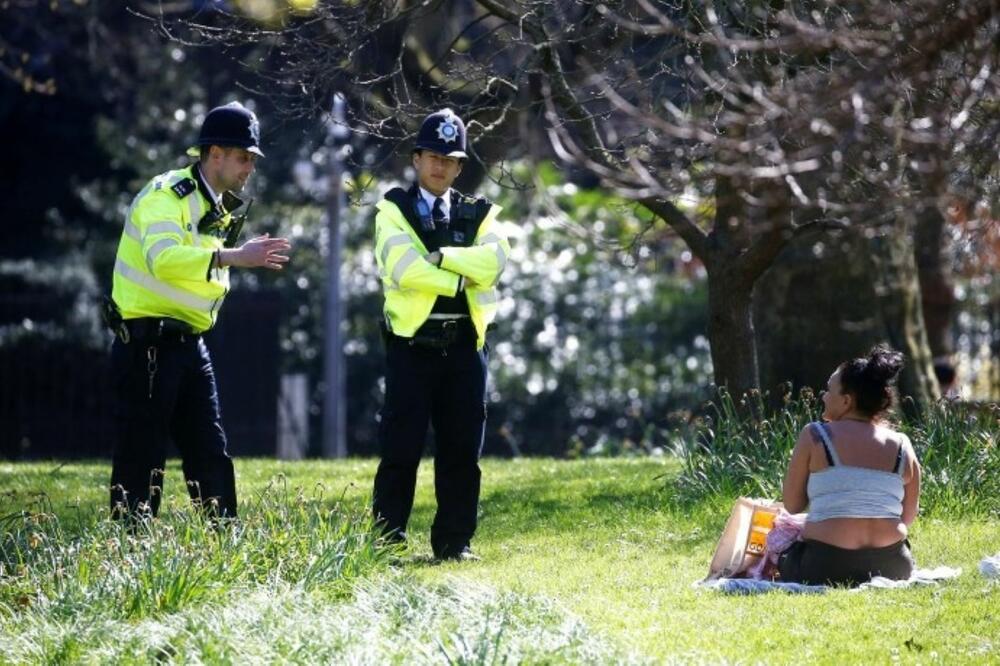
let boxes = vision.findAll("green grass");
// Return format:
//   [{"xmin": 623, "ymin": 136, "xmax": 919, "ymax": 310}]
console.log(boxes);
[{"xmin": 1, "ymin": 457, "xmax": 998, "ymax": 664}]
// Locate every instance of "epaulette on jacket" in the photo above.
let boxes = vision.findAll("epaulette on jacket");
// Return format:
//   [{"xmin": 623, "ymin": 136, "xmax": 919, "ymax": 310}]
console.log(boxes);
[
  {"xmin": 453, "ymin": 191, "xmax": 492, "ymax": 224},
  {"xmin": 454, "ymin": 191, "xmax": 491, "ymax": 207},
  {"xmin": 170, "ymin": 178, "xmax": 197, "ymax": 199}
]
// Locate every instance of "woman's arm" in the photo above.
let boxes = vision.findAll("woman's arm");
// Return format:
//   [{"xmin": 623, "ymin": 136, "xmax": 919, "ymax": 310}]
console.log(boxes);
[
  {"xmin": 782, "ymin": 427, "xmax": 813, "ymax": 513},
  {"xmin": 900, "ymin": 434, "xmax": 921, "ymax": 526}
]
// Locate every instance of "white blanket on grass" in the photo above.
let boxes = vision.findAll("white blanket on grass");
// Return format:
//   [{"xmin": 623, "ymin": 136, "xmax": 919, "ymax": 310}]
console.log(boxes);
[
  {"xmin": 981, "ymin": 554, "xmax": 1000, "ymax": 579},
  {"xmin": 696, "ymin": 579, "xmax": 827, "ymax": 595},
  {"xmin": 697, "ymin": 566, "xmax": 962, "ymax": 595}
]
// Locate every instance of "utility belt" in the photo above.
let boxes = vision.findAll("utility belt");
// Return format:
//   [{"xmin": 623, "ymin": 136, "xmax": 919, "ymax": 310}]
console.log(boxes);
[
  {"xmin": 121, "ymin": 317, "xmax": 200, "ymax": 344},
  {"xmin": 383, "ymin": 316, "xmax": 475, "ymax": 351},
  {"xmin": 103, "ymin": 296, "xmax": 199, "ymax": 344}
]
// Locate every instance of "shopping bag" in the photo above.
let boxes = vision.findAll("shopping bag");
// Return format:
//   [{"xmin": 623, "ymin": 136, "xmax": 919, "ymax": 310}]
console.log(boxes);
[
  {"xmin": 745, "ymin": 509, "xmax": 807, "ymax": 580},
  {"xmin": 705, "ymin": 497, "xmax": 783, "ymax": 580}
]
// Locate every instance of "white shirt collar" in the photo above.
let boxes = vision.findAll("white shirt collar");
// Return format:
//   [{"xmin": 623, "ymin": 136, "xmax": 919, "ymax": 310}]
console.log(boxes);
[
  {"xmin": 203, "ymin": 178, "xmax": 222, "ymax": 206},
  {"xmin": 418, "ymin": 186, "xmax": 450, "ymax": 219},
  {"xmin": 195, "ymin": 164, "xmax": 223, "ymax": 206}
]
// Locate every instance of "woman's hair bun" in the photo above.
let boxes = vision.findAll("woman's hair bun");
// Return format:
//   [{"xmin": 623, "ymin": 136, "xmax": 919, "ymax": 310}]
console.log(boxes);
[
  {"xmin": 865, "ymin": 344, "xmax": 904, "ymax": 383},
  {"xmin": 839, "ymin": 344, "xmax": 905, "ymax": 417}
]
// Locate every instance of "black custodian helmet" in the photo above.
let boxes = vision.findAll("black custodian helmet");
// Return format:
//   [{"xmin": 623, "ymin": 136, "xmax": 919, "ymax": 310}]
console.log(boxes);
[
  {"xmin": 414, "ymin": 108, "xmax": 467, "ymax": 159},
  {"xmin": 188, "ymin": 102, "xmax": 264, "ymax": 157}
]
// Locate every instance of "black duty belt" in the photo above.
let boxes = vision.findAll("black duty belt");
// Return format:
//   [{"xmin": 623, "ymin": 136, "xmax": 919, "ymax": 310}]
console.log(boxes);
[
  {"xmin": 124, "ymin": 318, "xmax": 200, "ymax": 343},
  {"xmin": 386, "ymin": 317, "xmax": 475, "ymax": 351}
]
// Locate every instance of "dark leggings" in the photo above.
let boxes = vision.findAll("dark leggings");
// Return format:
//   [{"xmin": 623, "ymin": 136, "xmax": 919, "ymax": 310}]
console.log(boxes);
[{"xmin": 778, "ymin": 539, "xmax": 914, "ymax": 587}]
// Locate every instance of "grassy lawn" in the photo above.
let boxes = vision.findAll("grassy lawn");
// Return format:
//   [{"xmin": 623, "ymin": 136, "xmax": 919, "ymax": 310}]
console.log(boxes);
[{"xmin": 1, "ymin": 457, "xmax": 998, "ymax": 663}]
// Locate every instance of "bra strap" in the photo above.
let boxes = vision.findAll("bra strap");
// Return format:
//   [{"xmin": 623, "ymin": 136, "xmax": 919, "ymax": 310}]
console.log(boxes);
[
  {"xmin": 894, "ymin": 443, "xmax": 906, "ymax": 475},
  {"xmin": 809, "ymin": 422, "xmax": 840, "ymax": 466}
]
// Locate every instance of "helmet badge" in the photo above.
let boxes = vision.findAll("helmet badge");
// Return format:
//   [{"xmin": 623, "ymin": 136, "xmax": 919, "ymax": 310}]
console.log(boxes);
[
  {"xmin": 436, "ymin": 117, "xmax": 459, "ymax": 144},
  {"xmin": 248, "ymin": 114, "xmax": 260, "ymax": 143}
]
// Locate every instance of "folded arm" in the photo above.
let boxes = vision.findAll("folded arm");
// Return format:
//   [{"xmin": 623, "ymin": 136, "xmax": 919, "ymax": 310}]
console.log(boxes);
[
  {"xmin": 438, "ymin": 207, "xmax": 510, "ymax": 287},
  {"xmin": 376, "ymin": 210, "xmax": 461, "ymax": 296}
]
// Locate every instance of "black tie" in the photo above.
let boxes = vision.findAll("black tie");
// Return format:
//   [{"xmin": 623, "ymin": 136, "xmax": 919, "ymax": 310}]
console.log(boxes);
[{"xmin": 432, "ymin": 197, "xmax": 448, "ymax": 229}]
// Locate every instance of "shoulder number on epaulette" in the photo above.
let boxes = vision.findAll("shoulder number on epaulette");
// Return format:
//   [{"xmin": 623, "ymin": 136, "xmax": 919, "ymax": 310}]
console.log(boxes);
[{"xmin": 170, "ymin": 178, "xmax": 197, "ymax": 199}]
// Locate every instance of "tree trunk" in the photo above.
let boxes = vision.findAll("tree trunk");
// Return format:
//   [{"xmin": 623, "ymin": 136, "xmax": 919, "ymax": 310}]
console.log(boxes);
[
  {"xmin": 754, "ymin": 228, "xmax": 873, "ymax": 399},
  {"xmin": 872, "ymin": 216, "xmax": 939, "ymax": 409},
  {"xmin": 699, "ymin": 166, "xmax": 764, "ymax": 398},
  {"xmin": 706, "ymin": 266, "xmax": 759, "ymax": 397},
  {"xmin": 755, "ymin": 218, "xmax": 939, "ymax": 411},
  {"xmin": 914, "ymin": 199, "xmax": 955, "ymax": 358}
]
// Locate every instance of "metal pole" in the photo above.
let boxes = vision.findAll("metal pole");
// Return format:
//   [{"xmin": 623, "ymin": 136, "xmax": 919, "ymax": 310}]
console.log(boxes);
[{"xmin": 323, "ymin": 93, "xmax": 349, "ymax": 458}]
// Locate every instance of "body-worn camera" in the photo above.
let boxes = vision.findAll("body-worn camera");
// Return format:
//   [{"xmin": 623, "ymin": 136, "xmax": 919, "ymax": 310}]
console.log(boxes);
[{"xmin": 198, "ymin": 194, "xmax": 254, "ymax": 248}]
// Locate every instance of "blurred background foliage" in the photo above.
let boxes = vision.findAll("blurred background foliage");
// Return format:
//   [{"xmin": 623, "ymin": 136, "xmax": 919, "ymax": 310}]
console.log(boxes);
[
  {"xmin": 1, "ymin": 0, "xmax": 996, "ymax": 459},
  {"xmin": 0, "ymin": 0, "xmax": 720, "ymax": 458}
]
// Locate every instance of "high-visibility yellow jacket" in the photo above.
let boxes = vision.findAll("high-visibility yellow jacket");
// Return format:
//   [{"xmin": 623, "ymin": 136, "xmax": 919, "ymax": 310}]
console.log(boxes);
[
  {"xmin": 374, "ymin": 194, "xmax": 510, "ymax": 350},
  {"xmin": 111, "ymin": 165, "xmax": 231, "ymax": 333}
]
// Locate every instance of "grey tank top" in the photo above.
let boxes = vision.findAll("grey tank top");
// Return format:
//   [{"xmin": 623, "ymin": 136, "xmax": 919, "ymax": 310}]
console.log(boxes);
[{"xmin": 806, "ymin": 422, "xmax": 906, "ymax": 523}]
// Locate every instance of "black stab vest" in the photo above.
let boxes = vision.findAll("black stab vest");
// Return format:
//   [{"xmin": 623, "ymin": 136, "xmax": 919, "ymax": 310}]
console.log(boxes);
[{"xmin": 384, "ymin": 185, "xmax": 491, "ymax": 316}]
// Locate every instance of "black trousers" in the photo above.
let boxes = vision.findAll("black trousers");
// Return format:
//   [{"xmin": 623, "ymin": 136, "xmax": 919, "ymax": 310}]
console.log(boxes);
[
  {"xmin": 109, "ymin": 335, "xmax": 237, "ymax": 519},
  {"xmin": 372, "ymin": 330, "xmax": 487, "ymax": 558},
  {"xmin": 778, "ymin": 539, "xmax": 914, "ymax": 586}
]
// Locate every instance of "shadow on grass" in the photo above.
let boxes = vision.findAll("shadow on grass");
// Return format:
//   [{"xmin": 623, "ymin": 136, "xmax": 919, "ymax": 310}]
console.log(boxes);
[
  {"xmin": 388, "ymin": 553, "xmax": 439, "ymax": 569},
  {"xmin": 7, "ymin": 459, "xmax": 731, "ymax": 561},
  {"xmin": 474, "ymin": 474, "xmax": 724, "ymax": 556}
]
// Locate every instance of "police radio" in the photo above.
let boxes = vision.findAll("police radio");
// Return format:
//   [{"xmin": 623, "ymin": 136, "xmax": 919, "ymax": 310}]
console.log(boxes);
[
  {"xmin": 224, "ymin": 198, "xmax": 253, "ymax": 249},
  {"xmin": 197, "ymin": 194, "xmax": 253, "ymax": 248}
]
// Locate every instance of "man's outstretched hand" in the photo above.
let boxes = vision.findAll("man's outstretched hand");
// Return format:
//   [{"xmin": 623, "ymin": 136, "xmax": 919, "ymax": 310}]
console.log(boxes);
[{"xmin": 220, "ymin": 234, "xmax": 291, "ymax": 270}]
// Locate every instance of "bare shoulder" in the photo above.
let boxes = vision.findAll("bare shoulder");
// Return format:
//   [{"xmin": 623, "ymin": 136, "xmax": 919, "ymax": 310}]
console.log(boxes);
[
  {"xmin": 791, "ymin": 424, "xmax": 824, "ymax": 471},
  {"xmin": 896, "ymin": 430, "xmax": 918, "ymax": 461},
  {"xmin": 783, "ymin": 427, "xmax": 809, "ymax": 467},
  {"xmin": 878, "ymin": 425, "xmax": 920, "ymax": 471},
  {"xmin": 794, "ymin": 423, "xmax": 820, "ymax": 449},
  {"xmin": 878, "ymin": 425, "xmax": 912, "ymax": 448}
]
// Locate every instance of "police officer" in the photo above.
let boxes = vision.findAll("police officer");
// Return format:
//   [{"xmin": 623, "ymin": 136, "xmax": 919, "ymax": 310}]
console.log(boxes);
[
  {"xmin": 372, "ymin": 108, "xmax": 511, "ymax": 560},
  {"xmin": 107, "ymin": 102, "xmax": 291, "ymax": 520}
]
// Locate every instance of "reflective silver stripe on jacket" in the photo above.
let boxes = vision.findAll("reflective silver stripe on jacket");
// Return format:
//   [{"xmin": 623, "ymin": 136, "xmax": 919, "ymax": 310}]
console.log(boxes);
[
  {"xmin": 477, "ymin": 232, "xmax": 508, "ymax": 285},
  {"xmin": 476, "ymin": 290, "xmax": 498, "ymax": 306},
  {"xmin": 145, "ymin": 238, "xmax": 179, "ymax": 272},
  {"xmin": 115, "ymin": 258, "xmax": 215, "ymax": 312},
  {"xmin": 491, "ymin": 243, "xmax": 507, "ymax": 286},
  {"xmin": 124, "ymin": 220, "xmax": 185, "ymax": 245},
  {"xmin": 427, "ymin": 313, "xmax": 470, "ymax": 320},
  {"xmin": 188, "ymin": 193, "xmax": 203, "ymax": 242},
  {"xmin": 146, "ymin": 221, "xmax": 185, "ymax": 237},
  {"xmin": 380, "ymin": 234, "xmax": 413, "ymax": 266},
  {"xmin": 123, "ymin": 174, "xmax": 189, "ymax": 244},
  {"xmin": 124, "ymin": 182, "xmax": 154, "ymax": 231},
  {"xmin": 124, "ymin": 220, "xmax": 142, "ymax": 242},
  {"xmin": 391, "ymin": 248, "xmax": 422, "ymax": 286}
]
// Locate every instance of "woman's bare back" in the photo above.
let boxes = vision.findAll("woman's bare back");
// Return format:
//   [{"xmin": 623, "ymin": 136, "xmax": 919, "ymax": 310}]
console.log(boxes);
[{"xmin": 803, "ymin": 421, "xmax": 912, "ymax": 549}]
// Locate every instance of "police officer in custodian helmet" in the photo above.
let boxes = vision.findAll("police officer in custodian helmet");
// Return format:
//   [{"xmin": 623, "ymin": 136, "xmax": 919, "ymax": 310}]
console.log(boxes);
[
  {"xmin": 373, "ymin": 109, "xmax": 512, "ymax": 560},
  {"xmin": 106, "ymin": 102, "xmax": 291, "ymax": 520}
]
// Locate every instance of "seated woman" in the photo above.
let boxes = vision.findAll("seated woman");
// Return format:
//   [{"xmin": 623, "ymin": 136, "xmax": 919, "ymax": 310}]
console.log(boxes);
[{"xmin": 779, "ymin": 345, "xmax": 922, "ymax": 586}]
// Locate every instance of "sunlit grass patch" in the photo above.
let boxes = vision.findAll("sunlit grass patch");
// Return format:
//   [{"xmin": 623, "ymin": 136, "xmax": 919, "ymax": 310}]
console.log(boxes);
[
  {"xmin": 0, "ymin": 575, "xmax": 632, "ymax": 664},
  {"xmin": 0, "ymin": 478, "xmax": 390, "ymax": 624},
  {"xmin": 1, "ymin": 456, "xmax": 997, "ymax": 663}
]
